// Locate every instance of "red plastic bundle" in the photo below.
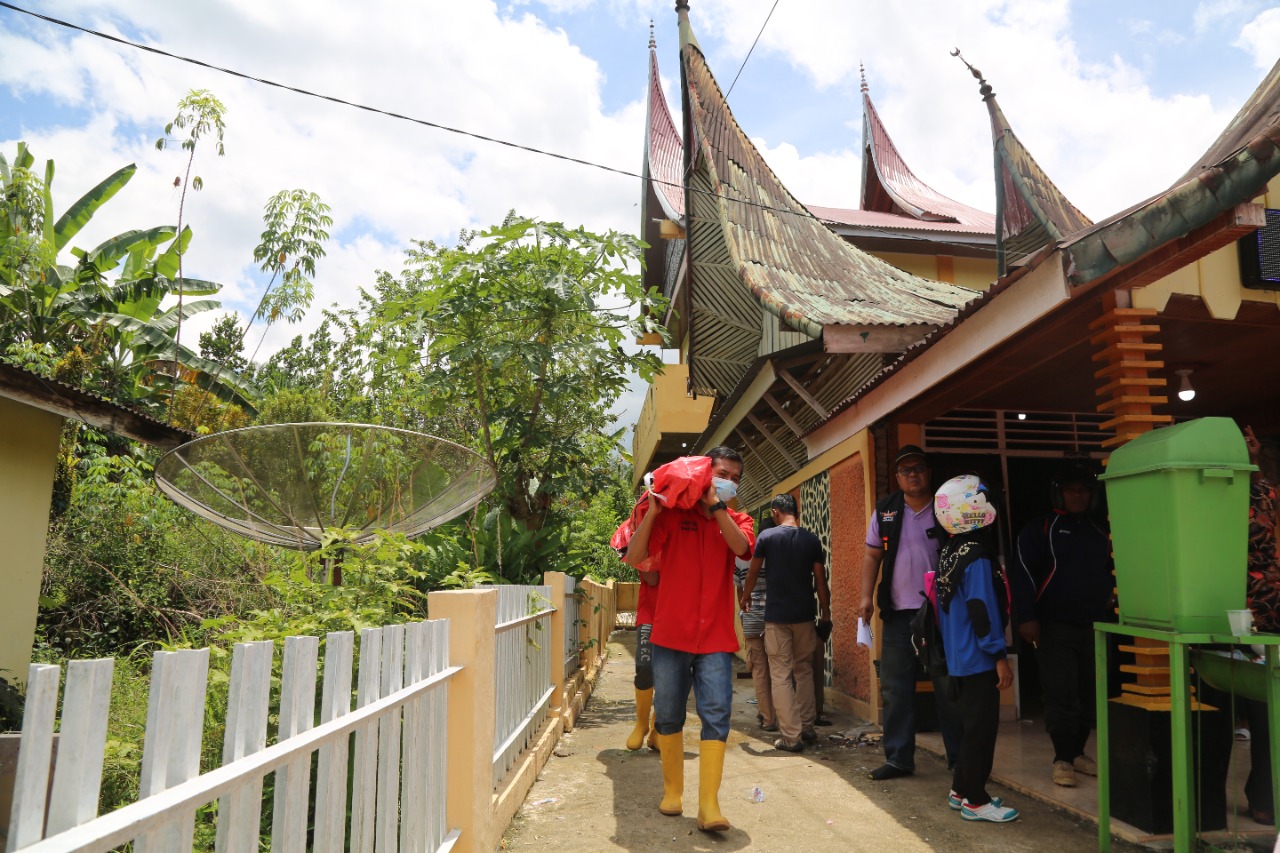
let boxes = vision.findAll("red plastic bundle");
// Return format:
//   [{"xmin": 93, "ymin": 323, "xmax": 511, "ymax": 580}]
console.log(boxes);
[{"xmin": 610, "ymin": 456, "xmax": 714, "ymax": 553}]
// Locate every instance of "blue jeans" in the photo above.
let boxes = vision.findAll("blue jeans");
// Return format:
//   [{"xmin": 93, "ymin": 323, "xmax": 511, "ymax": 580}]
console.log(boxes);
[
  {"xmin": 651, "ymin": 644, "xmax": 733, "ymax": 741},
  {"xmin": 879, "ymin": 609, "xmax": 964, "ymax": 770}
]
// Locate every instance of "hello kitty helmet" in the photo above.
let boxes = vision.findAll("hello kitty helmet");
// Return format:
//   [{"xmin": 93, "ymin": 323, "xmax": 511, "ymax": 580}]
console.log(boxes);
[{"xmin": 933, "ymin": 474, "xmax": 997, "ymax": 534}]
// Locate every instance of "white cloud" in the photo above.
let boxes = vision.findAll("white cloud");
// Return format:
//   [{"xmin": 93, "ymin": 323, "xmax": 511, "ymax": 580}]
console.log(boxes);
[
  {"xmin": 3, "ymin": 0, "xmax": 650, "ymax": 364},
  {"xmin": 1194, "ymin": 0, "xmax": 1249, "ymax": 34},
  {"xmin": 1236, "ymin": 7, "xmax": 1280, "ymax": 69}
]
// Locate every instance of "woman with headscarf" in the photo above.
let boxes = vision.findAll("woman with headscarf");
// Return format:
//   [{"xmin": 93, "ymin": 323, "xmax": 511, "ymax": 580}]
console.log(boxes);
[{"xmin": 931, "ymin": 474, "xmax": 1018, "ymax": 823}]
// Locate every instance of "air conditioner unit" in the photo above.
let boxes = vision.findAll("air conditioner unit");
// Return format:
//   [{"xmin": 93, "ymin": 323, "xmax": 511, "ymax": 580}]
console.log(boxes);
[{"xmin": 1237, "ymin": 208, "xmax": 1280, "ymax": 290}]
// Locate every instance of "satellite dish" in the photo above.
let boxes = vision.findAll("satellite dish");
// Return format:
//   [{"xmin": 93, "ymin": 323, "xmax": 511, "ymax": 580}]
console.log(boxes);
[{"xmin": 154, "ymin": 422, "xmax": 496, "ymax": 550}]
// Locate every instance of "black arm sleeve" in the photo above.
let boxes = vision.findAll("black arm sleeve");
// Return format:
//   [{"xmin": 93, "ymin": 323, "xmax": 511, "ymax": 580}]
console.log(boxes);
[{"xmin": 967, "ymin": 598, "xmax": 993, "ymax": 638}]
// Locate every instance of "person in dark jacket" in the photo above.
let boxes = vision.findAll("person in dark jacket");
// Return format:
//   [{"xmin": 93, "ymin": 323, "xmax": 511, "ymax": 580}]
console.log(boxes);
[
  {"xmin": 1012, "ymin": 462, "xmax": 1113, "ymax": 788},
  {"xmin": 932, "ymin": 474, "xmax": 1018, "ymax": 822},
  {"xmin": 859, "ymin": 445, "xmax": 963, "ymax": 779}
]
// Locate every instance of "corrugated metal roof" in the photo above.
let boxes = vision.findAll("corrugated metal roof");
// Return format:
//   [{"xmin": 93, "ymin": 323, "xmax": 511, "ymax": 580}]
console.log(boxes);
[
  {"xmin": 860, "ymin": 91, "xmax": 996, "ymax": 230},
  {"xmin": 952, "ymin": 59, "xmax": 1092, "ymax": 272},
  {"xmin": 647, "ymin": 41, "xmax": 685, "ymax": 221},
  {"xmin": 807, "ymin": 57, "xmax": 1280, "ymax": 433},
  {"xmin": 807, "ymin": 204, "xmax": 994, "ymax": 236},
  {"xmin": 682, "ymin": 43, "xmax": 977, "ymax": 340},
  {"xmin": 0, "ymin": 360, "xmax": 193, "ymax": 449}
]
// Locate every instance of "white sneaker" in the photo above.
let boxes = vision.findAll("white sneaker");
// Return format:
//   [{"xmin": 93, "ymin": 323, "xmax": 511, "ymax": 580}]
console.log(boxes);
[{"xmin": 961, "ymin": 801, "xmax": 1020, "ymax": 822}]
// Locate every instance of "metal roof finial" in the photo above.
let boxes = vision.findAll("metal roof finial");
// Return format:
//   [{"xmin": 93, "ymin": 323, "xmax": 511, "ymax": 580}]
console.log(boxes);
[
  {"xmin": 860, "ymin": 63, "xmax": 868, "ymax": 94},
  {"xmin": 951, "ymin": 48, "xmax": 993, "ymax": 99},
  {"xmin": 649, "ymin": 20, "xmax": 656, "ymax": 49}
]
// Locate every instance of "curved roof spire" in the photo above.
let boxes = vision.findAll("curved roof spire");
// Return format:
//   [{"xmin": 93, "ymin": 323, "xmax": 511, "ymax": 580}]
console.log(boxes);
[
  {"xmin": 644, "ymin": 22, "xmax": 684, "ymax": 220},
  {"xmin": 858, "ymin": 66, "xmax": 994, "ymax": 229},
  {"xmin": 953, "ymin": 48, "xmax": 1092, "ymax": 274}
]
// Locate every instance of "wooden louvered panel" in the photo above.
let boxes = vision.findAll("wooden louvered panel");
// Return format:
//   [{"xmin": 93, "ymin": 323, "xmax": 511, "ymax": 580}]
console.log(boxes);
[{"xmin": 760, "ymin": 311, "xmax": 812, "ymax": 358}]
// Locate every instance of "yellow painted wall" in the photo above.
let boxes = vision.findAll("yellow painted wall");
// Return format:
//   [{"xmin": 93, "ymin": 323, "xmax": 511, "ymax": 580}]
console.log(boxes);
[
  {"xmin": 0, "ymin": 397, "xmax": 62, "ymax": 687},
  {"xmin": 631, "ymin": 362, "xmax": 713, "ymax": 484},
  {"xmin": 1133, "ymin": 175, "xmax": 1280, "ymax": 318},
  {"xmin": 871, "ymin": 251, "xmax": 996, "ymax": 292}
]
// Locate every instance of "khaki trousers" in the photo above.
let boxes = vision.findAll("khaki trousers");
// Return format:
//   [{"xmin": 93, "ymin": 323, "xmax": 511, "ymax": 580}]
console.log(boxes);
[
  {"xmin": 765, "ymin": 621, "xmax": 818, "ymax": 745},
  {"xmin": 744, "ymin": 635, "xmax": 775, "ymax": 725}
]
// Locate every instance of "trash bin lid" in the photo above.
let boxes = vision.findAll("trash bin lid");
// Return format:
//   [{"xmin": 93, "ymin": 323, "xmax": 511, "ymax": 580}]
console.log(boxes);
[{"xmin": 1099, "ymin": 417, "xmax": 1258, "ymax": 480}]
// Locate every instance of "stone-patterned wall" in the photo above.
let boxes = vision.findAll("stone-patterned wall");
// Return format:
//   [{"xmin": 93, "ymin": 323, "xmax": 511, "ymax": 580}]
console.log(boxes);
[{"xmin": 799, "ymin": 473, "xmax": 832, "ymax": 687}]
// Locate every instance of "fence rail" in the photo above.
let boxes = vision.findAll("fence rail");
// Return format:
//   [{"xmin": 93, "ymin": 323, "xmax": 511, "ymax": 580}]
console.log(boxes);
[
  {"xmin": 491, "ymin": 585, "xmax": 554, "ymax": 788},
  {"xmin": 7, "ymin": 622, "xmax": 458, "ymax": 853},
  {"xmin": 6, "ymin": 576, "xmax": 619, "ymax": 853}
]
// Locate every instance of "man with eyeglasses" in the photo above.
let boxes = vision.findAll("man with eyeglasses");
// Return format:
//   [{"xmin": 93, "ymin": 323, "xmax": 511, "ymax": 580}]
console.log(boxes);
[{"xmin": 859, "ymin": 445, "xmax": 964, "ymax": 780}]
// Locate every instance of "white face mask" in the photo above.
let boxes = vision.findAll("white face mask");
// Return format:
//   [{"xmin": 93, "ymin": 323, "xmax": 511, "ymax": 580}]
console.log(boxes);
[{"xmin": 712, "ymin": 476, "xmax": 738, "ymax": 502}]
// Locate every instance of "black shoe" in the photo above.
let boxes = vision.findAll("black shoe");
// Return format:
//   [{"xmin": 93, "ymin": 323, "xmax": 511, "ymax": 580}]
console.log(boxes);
[
  {"xmin": 756, "ymin": 713, "xmax": 763, "ymax": 725},
  {"xmin": 869, "ymin": 763, "xmax": 913, "ymax": 781},
  {"xmin": 774, "ymin": 738, "xmax": 804, "ymax": 753},
  {"xmin": 761, "ymin": 722, "xmax": 779, "ymax": 733},
  {"xmin": 801, "ymin": 730, "xmax": 817, "ymax": 742},
  {"xmin": 814, "ymin": 717, "xmax": 833, "ymax": 726}
]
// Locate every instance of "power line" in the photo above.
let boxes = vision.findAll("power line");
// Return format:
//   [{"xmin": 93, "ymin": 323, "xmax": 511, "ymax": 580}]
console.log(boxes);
[
  {"xmin": 725, "ymin": 0, "xmax": 782, "ymax": 100},
  {"xmin": 0, "ymin": 0, "xmax": 1001, "ymax": 264}
]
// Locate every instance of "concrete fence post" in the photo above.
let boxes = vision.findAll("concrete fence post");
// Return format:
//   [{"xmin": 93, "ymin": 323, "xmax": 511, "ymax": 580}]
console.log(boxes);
[
  {"xmin": 427, "ymin": 588, "xmax": 497, "ymax": 853},
  {"xmin": 543, "ymin": 571, "xmax": 567, "ymax": 716}
]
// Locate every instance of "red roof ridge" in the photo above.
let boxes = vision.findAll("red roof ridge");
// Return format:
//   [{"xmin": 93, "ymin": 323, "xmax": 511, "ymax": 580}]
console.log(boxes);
[{"xmin": 859, "ymin": 75, "xmax": 994, "ymax": 231}]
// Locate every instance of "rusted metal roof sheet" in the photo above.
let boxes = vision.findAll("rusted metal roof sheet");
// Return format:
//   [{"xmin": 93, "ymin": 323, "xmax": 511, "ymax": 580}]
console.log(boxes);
[
  {"xmin": 955, "ymin": 60, "xmax": 1092, "ymax": 273},
  {"xmin": 860, "ymin": 89, "xmax": 996, "ymax": 231},
  {"xmin": 682, "ymin": 43, "xmax": 976, "ymax": 341},
  {"xmin": 1062, "ymin": 56, "xmax": 1280, "ymax": 286},
  {"xmin": 807, "ymin": 204, "xmax": 994, "ymax": 236},
  {"xmin": 647, "ymin": 38, "xmax": 685, "ymax": 221},
  {"xmin": 0, "ymin": 360, "xmax": 192, "ymax": 449},
  {"xmin": 806, "ymin": 57, "xmax": 1280, "ymax": 433}
]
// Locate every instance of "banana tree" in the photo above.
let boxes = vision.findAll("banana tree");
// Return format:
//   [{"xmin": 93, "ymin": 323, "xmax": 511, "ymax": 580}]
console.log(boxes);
[{"xmin": 0, "ymin": 143, "xmax": 146, "ymax": 344}]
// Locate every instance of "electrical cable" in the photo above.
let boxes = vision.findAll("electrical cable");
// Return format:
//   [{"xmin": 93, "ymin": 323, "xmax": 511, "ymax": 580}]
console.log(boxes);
[
  {"xmin": 725, "ymin": 0, "xmax": 781, "ymax": 100},
  {"xmin": 0, "ymin": 0, "xmax": 1001, "ymax": 260}
]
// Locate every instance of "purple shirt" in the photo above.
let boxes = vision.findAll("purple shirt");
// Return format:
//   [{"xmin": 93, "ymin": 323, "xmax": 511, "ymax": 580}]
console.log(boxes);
[{"xmin": 866, "ymin": 502, "xmax": 941, "ymax": 611}]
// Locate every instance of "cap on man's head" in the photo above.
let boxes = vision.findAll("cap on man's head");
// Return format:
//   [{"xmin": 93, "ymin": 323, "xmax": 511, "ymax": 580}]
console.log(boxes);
[{"xmin": 894, "ymin": 445, "xmax": 927, "ymax": 467}]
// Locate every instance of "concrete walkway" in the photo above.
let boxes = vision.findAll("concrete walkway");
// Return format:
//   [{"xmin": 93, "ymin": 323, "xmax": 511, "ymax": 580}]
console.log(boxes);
[{"xmin": 500, "ymin": 631, "xmax": 1146, "ymax": 852}]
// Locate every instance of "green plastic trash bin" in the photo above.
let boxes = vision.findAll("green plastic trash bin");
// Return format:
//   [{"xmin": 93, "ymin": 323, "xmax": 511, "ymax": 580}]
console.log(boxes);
[{"xmin": 1099, "ymin": 417, "xmax": 1257, "ymax": 634}]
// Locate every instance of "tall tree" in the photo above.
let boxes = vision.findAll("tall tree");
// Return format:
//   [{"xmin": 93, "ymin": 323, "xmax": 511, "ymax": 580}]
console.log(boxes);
[
  {"xmin": 155, "ymin": 89, "xmax": 227, "ymax": 400},
  {"xmin": 372, "ymin": 213, "xmax": 667, "ymax": 532}
]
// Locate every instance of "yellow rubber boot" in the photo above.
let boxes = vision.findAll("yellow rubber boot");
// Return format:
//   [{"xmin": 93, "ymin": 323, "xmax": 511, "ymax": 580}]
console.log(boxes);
[
  {"xmin": 696, "ymin": 740, "xmax": 730, "ymax": 832},
  {"xmin": 626, "ymin": 688, "xmax": 654, "ymax": 750},
  {"xmin": 646, "ymin": 708, "xmax": 659, "ymax": 750},
  {"xmin": 656, "ymin": 732, "xmax": 684, "ymax": 815}
]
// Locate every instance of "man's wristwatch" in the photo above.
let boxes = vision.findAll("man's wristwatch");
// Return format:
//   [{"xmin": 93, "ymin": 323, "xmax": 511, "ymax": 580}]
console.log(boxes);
[{"xmin": 709, "ymin": 500, "xmax": 728, "ymax": 514}]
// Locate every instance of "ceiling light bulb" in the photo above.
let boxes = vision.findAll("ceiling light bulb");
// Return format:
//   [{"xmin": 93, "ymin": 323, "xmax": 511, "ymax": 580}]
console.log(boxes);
[
  {"xmin": 1017, "ymin": 413, "xmax": 1027, "ymax": 421},
  {"xmin": 1175, "ymin": 369, "xmax": 1196, "ymax": 402}
]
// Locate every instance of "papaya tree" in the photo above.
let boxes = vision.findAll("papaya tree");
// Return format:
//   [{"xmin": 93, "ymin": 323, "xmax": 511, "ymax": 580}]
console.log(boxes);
[{"xmin": 370, "ymin": 213, "xmax": 668, "ymax": 534}]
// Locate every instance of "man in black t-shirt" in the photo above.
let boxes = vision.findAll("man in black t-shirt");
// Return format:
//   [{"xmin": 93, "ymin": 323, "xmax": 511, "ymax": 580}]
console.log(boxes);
[{"xmin": 740, "ymin": 494, "xmax": 830, "ymax": 752}]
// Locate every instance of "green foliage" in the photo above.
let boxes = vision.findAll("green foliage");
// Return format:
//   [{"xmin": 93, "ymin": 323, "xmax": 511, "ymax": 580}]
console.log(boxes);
[
  {"xmin": 0, "ymin": 674, "xmax": 22, "ymax": 731},
  {"xmin": 0, "ymin": 142, "xmax": 252, "ymax": 414},
  {"xmin": 38, "ymin": 434, "xmax": 286, "ymax": 657},
  {"xmin": 251, "ymin": 189, "xmax": 331, "ymax": 328},
  {"xmin": 564, "ymin": 457, "xmax": 640, "ymax": 583},
  {"xmin": 199, "ymin": 312, "xmax": 248, "ymax": 374},
  {"xmin": 371, "ymin": 213, "xmax": 667, "ymax": 532},
  {"xmin": 155, "ymin": 89, "xmax": 229, "ymax": 405}
]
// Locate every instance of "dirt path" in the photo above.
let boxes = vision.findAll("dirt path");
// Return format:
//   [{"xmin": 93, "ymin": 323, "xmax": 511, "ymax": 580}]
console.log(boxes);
[{"xmin": 501, "ymin": 631, "xmax": 1148, "ymax": 852}]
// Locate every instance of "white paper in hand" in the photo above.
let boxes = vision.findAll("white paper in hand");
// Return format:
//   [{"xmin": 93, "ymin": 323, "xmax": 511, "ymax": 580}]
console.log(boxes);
[{"xmin": 857, "ymin": 617, "xmax": 873, "ymax": 648}]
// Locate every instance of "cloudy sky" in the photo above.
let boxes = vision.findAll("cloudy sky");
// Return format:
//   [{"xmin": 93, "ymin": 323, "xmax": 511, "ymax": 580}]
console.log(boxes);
[{"xmin": 2, "ymin": 0, "xmax": 1278, "ymax": 429}]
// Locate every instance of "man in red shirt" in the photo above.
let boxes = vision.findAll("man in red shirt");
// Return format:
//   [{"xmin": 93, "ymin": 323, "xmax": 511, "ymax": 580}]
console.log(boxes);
[{"xmin": 624, "ymin": 446, "xmax": 755, "ymax": 833}]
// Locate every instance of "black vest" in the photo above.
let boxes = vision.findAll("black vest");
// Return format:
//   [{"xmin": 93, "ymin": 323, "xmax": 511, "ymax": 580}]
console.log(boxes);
[{"xmin": 874, "ymin": 491, "xmax": 945, "ymax": 613}]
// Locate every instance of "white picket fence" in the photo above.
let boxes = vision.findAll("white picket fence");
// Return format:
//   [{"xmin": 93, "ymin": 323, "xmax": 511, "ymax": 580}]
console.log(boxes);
[
  {"xmin": 6, "ymin": 621, "xmax": 460, "ymax": 853},
  {"xmin": 561, "ymin": 576, "xmax": 579, "ymax": 677},
  {"xmin": 490, "ymin": 585, "xmax": 554, "ymax": 789}
]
